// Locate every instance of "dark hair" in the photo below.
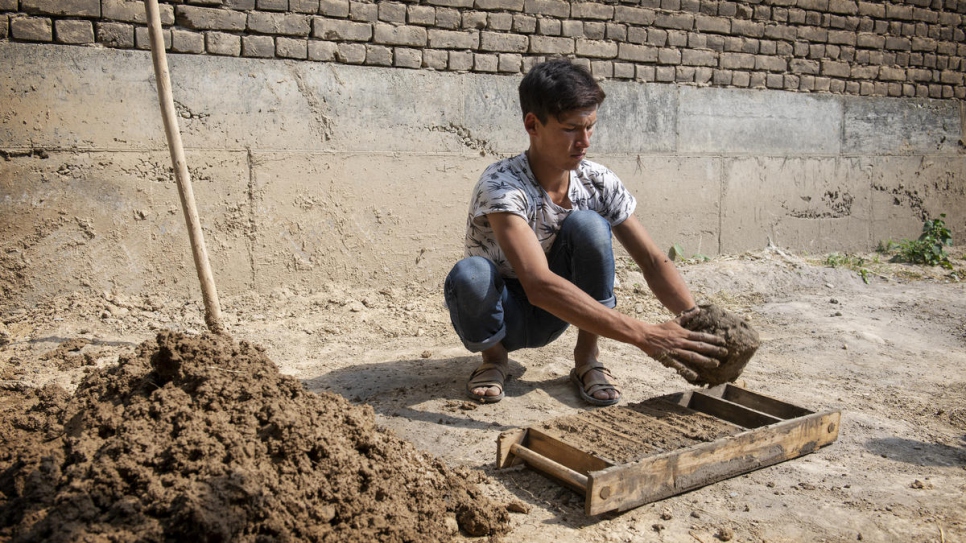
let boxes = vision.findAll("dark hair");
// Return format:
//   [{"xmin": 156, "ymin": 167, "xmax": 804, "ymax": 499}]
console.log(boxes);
[{"xmin": 518, "ymin": 58, "xmax": 606, "ymax": 123}]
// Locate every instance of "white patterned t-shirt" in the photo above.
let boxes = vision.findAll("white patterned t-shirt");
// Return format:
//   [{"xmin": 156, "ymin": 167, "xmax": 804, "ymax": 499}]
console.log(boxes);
[{"xmin": 464, "ymin": 152, "xmax": 636, "ymax": 278}]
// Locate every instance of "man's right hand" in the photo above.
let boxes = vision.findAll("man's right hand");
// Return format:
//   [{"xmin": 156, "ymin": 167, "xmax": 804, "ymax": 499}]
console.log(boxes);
[{"xmin": 640, "ymin": 316, "xmax": 728, "ymax": 382}]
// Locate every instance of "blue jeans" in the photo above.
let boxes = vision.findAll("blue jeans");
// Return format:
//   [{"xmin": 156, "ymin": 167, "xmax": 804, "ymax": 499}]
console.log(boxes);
[{"xmin": 444, "ymin": 210, "xmax": 617, "ymax": 353}]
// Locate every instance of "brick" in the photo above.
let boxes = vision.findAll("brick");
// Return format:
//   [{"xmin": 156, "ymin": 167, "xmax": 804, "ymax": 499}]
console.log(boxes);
[
  {"xmin": 856, "ymin": 33, "xmax": 884, "ymax": 49},
  {"xmin": 0, "ymin": 16, "xmax": 6, "ymax": 41},
  {"xmin": 171, "ymin": 29, "xmax": 204, "ymax": 53},
  {"xmin": 763, "ymin": 23, "xmax": 796, "ymax": 41},
  {"xmin": 856, "ymin": 1, "xmax": 883, "ymax": 17},
  {"xmin": 821, "ymin": 59, "xmax": 851, "ymax": 77},
  {"xmin": 828, "ymin": 0, "xmax": 858, "ymax": 14},
  {"xmin": 257, "ymin": 0, "xmax": 288, "ymax": 11},
  {"xmin": 379, "ymin": 3, "xmax": 407, "ymax": 24},
  {"xmin": 731, "ymin": 19, "xmax": 763, "ymax": 37},
  {"xmin": 614, "ymin": 6, "xmax": 656, "ymax": 25},
  {"xmin": 529, "ymin": 35, "xmax": 573, "ymax": 53},
  {"xmin": 682, "ymin": 48, "xmax": 716, "ymax": 66},
  {"xmin": 449, "ymin": 50, "xmax": 474, "ymax": 70},
  {"xmin": 654, "ymin": 12, "xmax": 694, "ymax": 29},
  {"xmin": 765, "ymin": 73, "xmax": 783, "ymax": 88},
  {"xmin": 885, "ymin": 36, "xmax": 912, "ymax": 51},
  {"xmin": 537, "ymin": 18, "xmax": 560, "ymax": 35},
  {"xmin": 474, "ymin": 53, "xmax": 499, "ymax": 71},
  {"xmin": 912, "ymin": 37, "xmax": 937, "ymax": 52},
  {"xmin": 226, "ymin": 0, "xmax": 256, "ymax": 9},
  {"xmin": 498, "ymin": 52, "xmax": 523, "ymax": 72},
  {"xmin": 426, "ymin": 0, "xmax": 474, "ymax": 7},
  {"xmin": 462, "ymin": 11, "xmax": 487, "ymax": 29},
  {"xmin": 475, "ymin": 0, "xmax": 525, "ymax": 10},
  {"xmin": 749, "ymin": 72, "xmax": 767, "ymax": 88},
  {"xmin": 849, "ymin": 64, "xmax": 877, "ymax": 78},
  {"xmin": 885, "ymin": 4, "xmax": 914, "ymax": 20},
  {"xmin": 314, "ymin": 18, "xmax": 372, "ymax": 41},
  {"xmin": 626, "ymin": 26, "xmax": 645, "ymax": 43},
  {"xmin": 135, "ymin": 27, "xmax": 170, "ymax": 50},
  {"xmin": 21, "ymin": 0, "xmax": 99, "ymax": 17},
  {"xmin": 55, "ymin": 19, "xmax": 94, "ymax": 44},
  {"xmin": 102, "ymin": 0, "xmax": 172, "ymax": 25},
  {"xmin": 480, "ymin": 30, "xmax": 527, "ymax": 51},
  {"xmin": 720, "ymin": 52, "xmax": 755, "ymax": 69},
  {"xmin": 714, "ymin": 68, "xmax": 735, "ymax": 85},
  {"xmin": 798, "ymin": 0, "xmax": 829, "ymax": 10},
  {"xmin": 576, "ymin": 39, "xmax": 618, "ymax": 58},
  {"xmin": 618, "ymin": 42, "xmax": 658, "ymax": 62},
  {"xmin": 336, "ymin": 42, "xmax": 367, "ymax": 63},
  {"xmin": 422, "ymin": 49, "xmax": 448, "ymax": 69},
  {"xmin": 177, "ymin": 6, "xmax": 247, "ymax": 32},
  {"xmin": 827, "ymin": 29, "xmax": 855, "ymax": 45},
  {"xmin": 789, "ymin": 58, "xmax": 820, "ymax": 73},
  {"xmin": 242, "ymin": 34, "xmax": 275, "ymax": 57},
  {"xmin": 292, "ymin": 0, "xmax": 320, "ymax": 14},
  {"xmin": 307, "ymin": 39, "xmax": 338, "ymax": 60},
  {"xmin": 731, "ymin": 70, "xmax": 750, "ymax": 87},
  {"xmin": 647, "ymin": 28, "xmax": 667, "ymax": 46},
  {"xmin": 373, "ymin": 23, "xmax": 427, "ymax": 46},
  {"xmin": 797, "ymin": 26, "xmax": 827, "ymax": 42},
  {"xmin": 513, "ymin": 14, "xmax": 536, "ymax": 33},
  {"xmin": 408, "ymin": 6, "xmax": 436, "ymax": 25},
  {"xmin": 655, "ymin": 65, "xmax": 675, "ymax": 82},
  {"xmin": 591, "ymin": 60, "xmax": 614, "ymax": 78},
  {"xmin": 350, "ymin": 2, "xmax": 378, "ymax": 22},
  {"xmin": 658, "ymin": 48, "xmax": 681, "ymax": 64},
  {"xmin": 428, "ymin": 28, "xmax": 479, "ymax": 48},
  {"xmin": 584, "ymin": 21, "xmax": 605, "ymax": 40},
  {"xmin": 488, "ymin": 12, "xmax": 513, "ymax": 31},
  {"xmin": 759, "ymin": 40, "xmax": 776, "ymax": 55},
  {"xmin": 395, "ymin": 47, "xmax": 422, "ymax": 68},
  {"xmin": 319, "ymin": 0, "xmax": 349, "ymax": 18},
  {"xmin": 95, "ymin": 21, "xmax": 133, "ymax": 47},
  {"xmin": 572, "ymin": 2, "xmax": 613, "ymax": 19},
  {"xmin": 524, "ymin": 0, "xmax": 569, "ymax": 18},
  {"xmin": 207, "ymin": 31, "xmax": 241, "ymax": 55},
  {"xmin": 248, "ymin": 12, "xmax": 311, "ymax": 36},
  {"xmin": 695, "ymin": 14, "xmax": 730, "ymax": 33},
  {"xmin": 636, "ymin": 65, "xmax": 656, "ymax": 81},
  {"xmin": 676, "ymin": 66, "xmax": 696, "ymax": 82},
  {"xmin": 436, "ymin": 8, "xmax": 460, "ymax": 28},
  {"xmin": 605, "ymin": 23, "xmax": 626, "ymax": 42},
  {"xmin": 365, "ymin": 44, "xmax": 392, "ymax": 65}
]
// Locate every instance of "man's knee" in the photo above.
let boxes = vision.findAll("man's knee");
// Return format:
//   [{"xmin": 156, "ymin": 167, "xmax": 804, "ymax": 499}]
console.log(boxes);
[
  {"xmin": 562, "ymin": 210, "xmax": 612, "ymax": 250},
  {"xmin": 445, "ymin": 256, "xmax": 501, "ymax": 306}
]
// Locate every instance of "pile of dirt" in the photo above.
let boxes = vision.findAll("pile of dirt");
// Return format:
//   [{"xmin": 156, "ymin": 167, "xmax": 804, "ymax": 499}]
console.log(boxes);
[
  {"xmin": 0, "ymin": 331, "xmax": 510, "ymax": 542},
  {"xmin": 683, "ymin": 304, "xmax": 760, "ymax": 387}
]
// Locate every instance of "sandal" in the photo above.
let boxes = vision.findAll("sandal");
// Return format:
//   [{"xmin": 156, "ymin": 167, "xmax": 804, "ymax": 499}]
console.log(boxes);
[
  {"xmin": 466, "ymin": 362, "xmax": 506, "ymax": 403},
  {"xmin": 570, "ymin": 363, "xmax": 621, "ymax": 407}
]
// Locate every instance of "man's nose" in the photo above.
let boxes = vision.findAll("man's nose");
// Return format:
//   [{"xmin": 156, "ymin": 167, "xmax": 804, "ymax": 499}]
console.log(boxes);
[{"xmin": 576, "ymin": 129, "xmax": 591, "ymax": 148}]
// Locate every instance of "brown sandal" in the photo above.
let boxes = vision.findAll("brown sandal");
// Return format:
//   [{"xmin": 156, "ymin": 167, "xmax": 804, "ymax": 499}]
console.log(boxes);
[
  {"xmin": 466, "ymin": 362, "xmax": 506, "ymax": 403},
  {"xmin": 570, "ymin": 363, "xmax": 621, "ymax": 406}
]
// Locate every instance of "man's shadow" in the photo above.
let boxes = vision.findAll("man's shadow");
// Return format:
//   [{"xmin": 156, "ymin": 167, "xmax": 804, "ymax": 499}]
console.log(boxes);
[{"xmin": 302, "ymin": 354, "xmax": 585, "ymax": 429}]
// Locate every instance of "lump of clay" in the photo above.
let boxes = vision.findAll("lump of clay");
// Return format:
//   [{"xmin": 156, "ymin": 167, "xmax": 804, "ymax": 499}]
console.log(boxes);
[{"xmin": 683, "ymin": 304, "xmax": 760, "ymax": 387}]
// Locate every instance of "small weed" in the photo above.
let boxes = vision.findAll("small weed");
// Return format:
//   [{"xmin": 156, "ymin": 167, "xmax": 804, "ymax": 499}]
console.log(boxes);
[
  {"xmin": 668, "ymin": 244, "xmax": 711, "ymax": 264},
  {"xmin": 824, "ymin": 252, "xmax": 873, "ymax": 284},
  {"xmin": 880, "ymin": 213, "xmax": 954, "ymax": 270}
]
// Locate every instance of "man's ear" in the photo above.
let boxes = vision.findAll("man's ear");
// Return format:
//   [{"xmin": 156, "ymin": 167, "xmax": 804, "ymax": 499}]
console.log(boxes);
[{"xmin": 524, "ymin": 112, "xmax": 541, "ymax": 136}]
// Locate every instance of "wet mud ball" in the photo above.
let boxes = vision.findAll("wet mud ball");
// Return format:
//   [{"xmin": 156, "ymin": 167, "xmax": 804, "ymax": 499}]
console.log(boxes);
[
  {"xmin": 684, "ymin": 304, "xmax": 761, "ymax": 387},
  {"xmin": 0, "ymin": 331, "xmax": 510, "ymax": 542}
]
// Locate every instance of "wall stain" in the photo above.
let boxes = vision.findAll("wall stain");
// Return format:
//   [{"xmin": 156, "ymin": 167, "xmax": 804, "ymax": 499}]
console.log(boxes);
[{"xmin": 429, "ymin": 123, "xmax": 495, "ymax": 156}]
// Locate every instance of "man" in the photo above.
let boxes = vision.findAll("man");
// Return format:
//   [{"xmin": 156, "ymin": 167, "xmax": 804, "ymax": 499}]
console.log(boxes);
[{"xmin": 444, "ymin": 59, "xmax": 727, "ymax": 406}]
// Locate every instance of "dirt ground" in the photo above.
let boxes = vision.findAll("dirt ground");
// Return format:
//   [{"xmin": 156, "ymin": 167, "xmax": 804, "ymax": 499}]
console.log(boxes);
[{"xmin": 2, "ymin": 246, "xmax": 965, "ymax": 542}]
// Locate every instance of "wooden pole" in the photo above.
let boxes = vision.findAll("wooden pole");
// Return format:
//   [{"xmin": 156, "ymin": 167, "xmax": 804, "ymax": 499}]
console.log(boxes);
[{"xmin": 144, "ymin": 0, "xmax": 226, "ymax": 335}]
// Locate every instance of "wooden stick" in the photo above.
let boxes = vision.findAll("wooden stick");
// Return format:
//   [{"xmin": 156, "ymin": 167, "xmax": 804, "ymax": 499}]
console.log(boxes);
[
  {"xmin": 144, "ymin": 0, "xmax": 225, "ymax": 335},
  {"xmin": 509, "ymin": 443, "xmax": 588, "ymax": 491}
]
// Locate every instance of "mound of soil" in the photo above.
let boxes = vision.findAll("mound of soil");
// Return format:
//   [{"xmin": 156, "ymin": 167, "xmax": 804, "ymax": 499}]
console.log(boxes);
[
  {"xmin": 0, "ymin": 331, "xmax": 510, "ymax": 542},
  {"xmin": 684, "ymin": 304, "xmax": 760, "ymax": 387}
]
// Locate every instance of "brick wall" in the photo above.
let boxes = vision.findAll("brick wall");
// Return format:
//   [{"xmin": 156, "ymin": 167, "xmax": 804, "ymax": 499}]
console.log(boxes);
[{"xmin": 2, "ymin": 0, "xmax": 965, "ymax": 99}]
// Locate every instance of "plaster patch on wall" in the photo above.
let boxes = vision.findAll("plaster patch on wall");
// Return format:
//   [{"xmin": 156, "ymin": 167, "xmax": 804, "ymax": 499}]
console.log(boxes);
[
  {"xmin": 428, "ymin": 123, "xmax": 496, "ymax": 156},
  {"xmin": 291, "ymin": 65, "xmax": 334, "ymax": 143}
]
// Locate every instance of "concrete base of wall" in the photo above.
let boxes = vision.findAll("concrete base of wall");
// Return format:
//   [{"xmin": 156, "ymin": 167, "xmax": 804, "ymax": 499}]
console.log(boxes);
[{"xmin": 1, "ymin": 43, "xmax": 964, "ymax": 303}]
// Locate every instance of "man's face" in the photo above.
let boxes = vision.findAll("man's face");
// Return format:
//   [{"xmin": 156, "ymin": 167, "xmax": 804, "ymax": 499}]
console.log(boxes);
[{"xmin": 526, "ymin": 106, "xmax": 598, "ymax": 171}]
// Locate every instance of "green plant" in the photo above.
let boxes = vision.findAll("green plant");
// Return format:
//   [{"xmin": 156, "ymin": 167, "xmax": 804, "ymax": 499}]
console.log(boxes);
[
  {"xmin": 667, "ymin": 244, "xmax": 710, "ymax": 263},
  {"xmin": 824, "ymin": 252, "xmax": 873, "ymax": 284},
  {"xmin": 892, "ymin": 213, "xmax": 954, "ymax": 270}
]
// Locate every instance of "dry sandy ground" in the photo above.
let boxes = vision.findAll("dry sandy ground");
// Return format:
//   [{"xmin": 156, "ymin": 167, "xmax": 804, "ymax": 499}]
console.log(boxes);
[{"xmin": 2, "ymin": 247, "xmax": 965, "ymax": 542}]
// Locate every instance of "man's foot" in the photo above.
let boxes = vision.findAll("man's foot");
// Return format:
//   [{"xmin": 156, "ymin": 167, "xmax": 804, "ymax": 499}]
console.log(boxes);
[
  {"xmin": 570, "ymin": 363, "xmax": 621, "ymax": 406},
  {"xmin": 466, "ymin": 361, "xmax": 507, "ymax": 403}
]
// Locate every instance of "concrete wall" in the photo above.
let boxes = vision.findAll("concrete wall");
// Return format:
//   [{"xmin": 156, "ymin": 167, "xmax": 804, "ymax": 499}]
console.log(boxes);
[{"xmin": 1, "ymin": 42, "xmax": 964, "ymax": 304}]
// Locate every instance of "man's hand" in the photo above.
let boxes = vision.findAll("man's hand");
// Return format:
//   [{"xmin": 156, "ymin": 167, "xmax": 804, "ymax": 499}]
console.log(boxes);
[{"xmin": 641, "ymin": 310, "xmax": 728, "ymax": 382}]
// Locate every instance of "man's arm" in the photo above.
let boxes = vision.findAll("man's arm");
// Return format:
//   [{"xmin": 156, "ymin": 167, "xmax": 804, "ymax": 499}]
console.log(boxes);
[
  {"xmin": 612, "ymin": 214, "xmax": 695, "ymax": 316},
  {"xmin": 488, "ymin": 212, "xmax": 725, "ymax": 369}
]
